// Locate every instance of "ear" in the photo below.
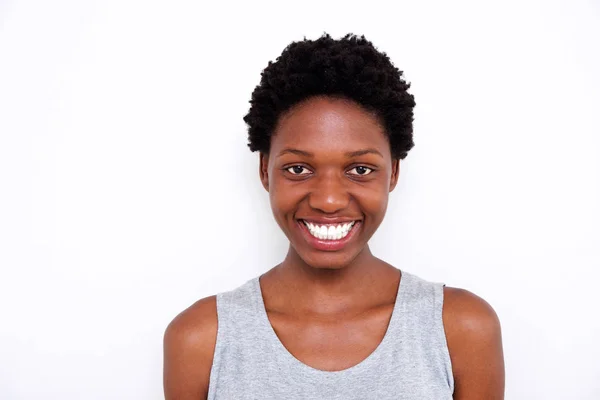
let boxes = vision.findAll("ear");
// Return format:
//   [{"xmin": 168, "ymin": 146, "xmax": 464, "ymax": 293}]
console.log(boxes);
[
  {"xmin": 259, "ymin": 152, "xmax": 270, "ymax": 192},
  {"xmin": 389, "ymin": 159, "xmax": 400, "ymax": 192}
]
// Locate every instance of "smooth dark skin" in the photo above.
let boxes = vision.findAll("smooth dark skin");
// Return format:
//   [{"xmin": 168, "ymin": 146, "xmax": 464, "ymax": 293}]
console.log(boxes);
[{"xmin": 164, "ymin": 96, "xmax": 505, "ymax": 399}]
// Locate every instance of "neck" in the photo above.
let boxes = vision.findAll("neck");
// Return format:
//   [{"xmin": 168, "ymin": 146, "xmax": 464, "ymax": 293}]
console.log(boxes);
[{"xmin": 274, "ymin": 244, "xmax": 392, "ymax": 299}]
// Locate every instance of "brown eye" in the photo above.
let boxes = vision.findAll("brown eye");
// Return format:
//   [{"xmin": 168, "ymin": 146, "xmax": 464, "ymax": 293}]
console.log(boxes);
[
  {"xmin": 286, "ymin": 165, "xmax": 311, "ymax": 175},
  {"xmin": 348, "ymin": 166, "xmax": 373, "ymax": 176}
]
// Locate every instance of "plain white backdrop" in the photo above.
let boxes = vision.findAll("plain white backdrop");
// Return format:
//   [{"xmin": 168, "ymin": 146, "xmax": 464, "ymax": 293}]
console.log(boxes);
[{"xmin": 1, "ymin": 0, "xmax": 599, "ymax": 398}]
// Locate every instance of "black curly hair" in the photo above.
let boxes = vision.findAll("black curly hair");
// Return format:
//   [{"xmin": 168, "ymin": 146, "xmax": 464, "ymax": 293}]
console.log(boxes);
[{"xmin": 243, "ymin": 33, "xmax": 416, "ymax": 160}]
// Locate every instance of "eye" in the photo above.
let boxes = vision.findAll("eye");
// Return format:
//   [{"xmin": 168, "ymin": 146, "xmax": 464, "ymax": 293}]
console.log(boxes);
[
  {"xmin": 286, "ymin": 165, "xmax": 312, "ymax": 175},
  {"xmin": 347, "ymin": 166, "xmax": 373, "ymax": 176}
]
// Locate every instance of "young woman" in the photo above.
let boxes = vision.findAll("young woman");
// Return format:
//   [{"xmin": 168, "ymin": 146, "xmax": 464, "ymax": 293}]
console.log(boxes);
[{"xmin": 164, "ymin": 34, "xmax": 505, "ymax": 399}]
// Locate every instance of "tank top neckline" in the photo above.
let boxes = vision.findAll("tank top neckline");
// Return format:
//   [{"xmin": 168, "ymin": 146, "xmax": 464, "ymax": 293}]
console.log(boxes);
[{"xmin": 251, "ymin": 269, "xmax": 409, "ymax": 377}]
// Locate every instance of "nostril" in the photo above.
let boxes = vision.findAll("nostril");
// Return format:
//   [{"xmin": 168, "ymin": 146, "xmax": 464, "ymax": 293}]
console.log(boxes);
[{"xmin": 308, "ymin": 191, "xmax": 350, "ymax": 214}]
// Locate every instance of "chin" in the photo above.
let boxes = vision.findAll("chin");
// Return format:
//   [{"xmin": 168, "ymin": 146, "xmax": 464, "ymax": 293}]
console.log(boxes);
[{"xmin": 294, "ymin": 247, "xmax": 364, "ymax": 271}]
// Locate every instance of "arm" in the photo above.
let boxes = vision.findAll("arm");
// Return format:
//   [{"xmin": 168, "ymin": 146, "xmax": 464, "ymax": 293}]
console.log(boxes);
[
  {"xmin": 443, "ymin": 287, "xmax": 505, "ymax": 399},
  {"xmin": 163, "ymin": 295, "xmax": 218, "ymax": 400}
]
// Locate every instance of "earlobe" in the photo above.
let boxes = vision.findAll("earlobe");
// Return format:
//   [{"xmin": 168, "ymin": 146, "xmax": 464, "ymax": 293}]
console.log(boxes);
[
  {"xmin": 389, "ymin": 159, "xmax": 400, "ymax": 192},
  {"xmin": 259, "ymin": 153, "xmax": 269, "ymax": 192}
]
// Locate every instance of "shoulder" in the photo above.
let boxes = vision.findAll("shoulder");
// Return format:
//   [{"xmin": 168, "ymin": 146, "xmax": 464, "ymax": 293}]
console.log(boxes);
[
  {"xmin": 442, "ymin": 287, "xmax": 505, "ymax": 399},
  {"xmin": 442, "ymin": 287, "xmax": 501, "ymax": 336},
  {"xmin": 164, "ymin": 295, "xmax": 218, "ymax": 356},
  {"xmin": 163, "ymin": 295, "xmax": 218, "ymax": 400}
]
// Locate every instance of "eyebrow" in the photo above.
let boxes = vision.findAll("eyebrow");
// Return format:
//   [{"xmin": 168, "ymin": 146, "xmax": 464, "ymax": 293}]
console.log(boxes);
[
  {"xmin": 345, "ymin": 148, "xmax": 384, "ymax": 158},
  {"xmin": 277, "ymin": 148, "xmax": 314, "ymax": 158},
  {"xmin": 277, "ymin": 147, "xmax": 384, "ymax": 159}
]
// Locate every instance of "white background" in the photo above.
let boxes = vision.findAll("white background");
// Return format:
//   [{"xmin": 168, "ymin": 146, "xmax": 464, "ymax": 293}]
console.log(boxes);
[{"xmin": 1, "ymin": 0, "xmax": 599, "ymax": 398}]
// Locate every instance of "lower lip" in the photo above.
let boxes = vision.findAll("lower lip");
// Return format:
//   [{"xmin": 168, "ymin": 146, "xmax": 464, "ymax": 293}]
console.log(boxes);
[{"xmin": 296, "ymin": 220, "xmax": 361, "ymax": 252}]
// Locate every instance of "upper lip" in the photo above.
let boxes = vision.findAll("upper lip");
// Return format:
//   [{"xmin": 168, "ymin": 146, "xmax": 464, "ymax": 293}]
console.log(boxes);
[{"xmin": 298, "ymin": 217, "xmax": 361, "ymax": 225}]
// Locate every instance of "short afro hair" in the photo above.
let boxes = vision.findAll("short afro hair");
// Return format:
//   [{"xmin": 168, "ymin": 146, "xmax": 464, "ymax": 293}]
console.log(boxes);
[{"xmin": 243, "ymin": 33, "xmax": 416, "ymax": 160}]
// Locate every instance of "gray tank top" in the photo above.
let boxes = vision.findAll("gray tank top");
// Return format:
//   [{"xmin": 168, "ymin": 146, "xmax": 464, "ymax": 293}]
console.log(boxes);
[{"xmin": 207, "ymin": 270, "xmax": 454, "ymax": 399}]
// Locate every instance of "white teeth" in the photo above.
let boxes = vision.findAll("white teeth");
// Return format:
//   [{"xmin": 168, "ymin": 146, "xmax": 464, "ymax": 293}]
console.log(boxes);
[
  {"xmin": 327, "ymin": 226, "xmax": 335, "ymax": 240},
  {"xmin": 302, "ymin": 221, "xmax": 357, "ymax": 241},
  {"xmin": 319, "ymin": 225, "xmax": 327, "ymax": 239}
]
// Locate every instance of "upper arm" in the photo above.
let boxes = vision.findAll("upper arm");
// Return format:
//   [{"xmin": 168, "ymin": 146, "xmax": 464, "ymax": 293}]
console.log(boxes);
[
  {"xmin": 443, "ymin": 287, "xmax": 505, "ymax": 400},
  {"xmin": 163, "ymin": 295, "xmax": 218, "ymax": 400}
]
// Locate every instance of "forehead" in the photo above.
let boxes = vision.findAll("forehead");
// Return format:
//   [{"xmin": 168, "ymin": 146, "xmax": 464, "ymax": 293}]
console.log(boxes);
[{"xmin": 271, "ymin": 96, "xmax": 390, "ymax": 156}]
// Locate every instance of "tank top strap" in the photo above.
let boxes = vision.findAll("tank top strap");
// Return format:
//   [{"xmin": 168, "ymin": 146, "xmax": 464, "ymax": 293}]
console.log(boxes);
[
  {"xmin": 390, "ymin": 271, "xmax": 454, "ymax": 392},
  {"xmin": 209, "ymin": 277, "xmax": 268, "ymax": 389},
  {"xmin": 214, "ymin": 276, "xmax": 267, "ymax": 338}
]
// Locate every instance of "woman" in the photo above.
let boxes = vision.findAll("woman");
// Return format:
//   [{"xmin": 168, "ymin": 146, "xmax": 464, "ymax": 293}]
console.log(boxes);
[{"xmin": 164, "ymin": 34, "xmax": 505, "ymax": 399}]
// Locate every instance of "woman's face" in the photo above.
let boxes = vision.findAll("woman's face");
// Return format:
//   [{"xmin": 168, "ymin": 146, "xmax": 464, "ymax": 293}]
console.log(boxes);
[{"xmin": 260, "ymin": 96, "xmax": 399, "ymax": 270}]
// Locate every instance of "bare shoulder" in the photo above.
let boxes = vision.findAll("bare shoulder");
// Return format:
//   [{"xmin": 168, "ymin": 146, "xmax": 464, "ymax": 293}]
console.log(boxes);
[
  {"xmin": 163, "ymin": 295, "xmax": 218, "ymax": 400},
  {"xmin": 442, "ymin": 287, "xmax": 501, "ymax": 334},
  {"xmin": 442, "ymin": 287, "xmax": 505, "ymax": 399},
  {"xmin": 165, "ymin": 295, "xmax": 218, "ymax": 351}
]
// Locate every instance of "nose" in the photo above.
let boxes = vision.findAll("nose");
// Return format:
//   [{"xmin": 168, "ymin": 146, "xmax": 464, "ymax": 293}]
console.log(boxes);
[{"xmin": 308, "ymin": 171, "xmax": 350, "ymax": 214}]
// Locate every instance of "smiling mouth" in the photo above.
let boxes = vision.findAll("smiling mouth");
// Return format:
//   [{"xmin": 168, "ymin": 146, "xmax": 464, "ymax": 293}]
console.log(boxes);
[{"xmin": 299, "ymin": 220, "xmax": 358, "ymax": 241}]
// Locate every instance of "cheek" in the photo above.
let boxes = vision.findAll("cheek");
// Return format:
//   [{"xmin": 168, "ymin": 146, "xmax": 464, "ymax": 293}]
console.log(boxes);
[
  {"xmin": 269, "ymin": 179, "xmax": 303, "ymax": 218},
  {"xmin": 355, "ymin": 185, "xmax": 390, "ymax": 219}
]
